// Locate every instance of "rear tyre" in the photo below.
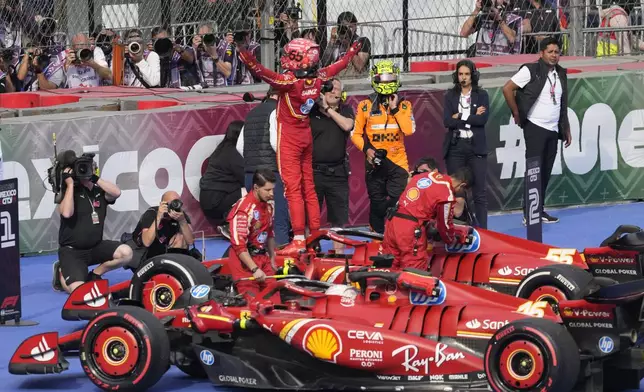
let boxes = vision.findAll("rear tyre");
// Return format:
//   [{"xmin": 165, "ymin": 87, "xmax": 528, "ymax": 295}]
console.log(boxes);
[
  {"xmin": 515, "ymin": 264, "xmax": 595, "ymax": 304},
  {"xmin": 485, "ymin": 318, "xmax": 580, "ymax": 392},
  {"xmin": 80, "ymin": 306, "xmax": 170, "ymax": 391},
  {"xmin": 129, "ymin": 254, "xmax": 212, "ymax": 313}
]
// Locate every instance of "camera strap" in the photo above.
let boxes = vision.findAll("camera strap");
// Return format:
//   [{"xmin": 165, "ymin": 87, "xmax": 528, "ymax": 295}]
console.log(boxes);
[{"xmin": 126, "ymin": 58, "xmax": 153, "ymax": 88}]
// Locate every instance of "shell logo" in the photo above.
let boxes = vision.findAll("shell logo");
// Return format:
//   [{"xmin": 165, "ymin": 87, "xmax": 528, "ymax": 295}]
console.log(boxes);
[
  {"xmin": 303, "ymin": 324, "xmax": 342, "ymax": 363},
  {"xmin": 563, "ymin": 307, "xmax": 573, "ymax": 317},
  {"xmin": 406, "ymin": 187, "xmax": 420, "ymax": 202}
]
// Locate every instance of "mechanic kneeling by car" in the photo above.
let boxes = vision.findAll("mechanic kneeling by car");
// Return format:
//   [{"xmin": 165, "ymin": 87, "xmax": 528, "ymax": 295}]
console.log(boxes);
[
  {"xmin": 227, "ymin": 168, "xmax": 278, "ymax": 299},
  {"xmin": 382, "ymin": 167, "xmax": 472, "ymax": 271},
  {"xmin": 52, "ymin": 151, "xmax": 133, "ymax": 294},
  {"xmin": 130, "ymin": 191, "xmax": 196, "ymax": 267}
]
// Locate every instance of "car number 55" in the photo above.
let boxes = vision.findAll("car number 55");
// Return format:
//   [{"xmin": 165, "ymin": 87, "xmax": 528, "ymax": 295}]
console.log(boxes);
[{"xmin": 543, "ymin": 248, "xmax": 576, "ymax": 264}]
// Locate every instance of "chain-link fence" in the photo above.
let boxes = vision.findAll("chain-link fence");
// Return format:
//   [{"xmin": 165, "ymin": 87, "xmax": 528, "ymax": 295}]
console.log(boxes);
[{"xmin": 3, "ymin": 0, "xmax": 644, "ymax": 83}]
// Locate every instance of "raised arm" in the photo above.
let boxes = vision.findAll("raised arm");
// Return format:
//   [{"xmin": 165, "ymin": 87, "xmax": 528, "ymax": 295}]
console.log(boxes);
[
  {"xmin": 319, "ymin": 41, "xmax": 363, "ymax": 80},
  {"xmin": 237, "ymin": 49, "xmax": 296, "ymax": 91}
]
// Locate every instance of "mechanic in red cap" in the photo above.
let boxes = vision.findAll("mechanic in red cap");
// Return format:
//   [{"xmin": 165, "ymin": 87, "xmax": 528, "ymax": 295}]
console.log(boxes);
[
  {"xmin": 235, "ymin": 36, "xmax": 362, "ymax": 255},
  {"xmin": 227, "ymin": 168, "xmax": 277, "ymax": 299},
  {"xmin": 382, "ymin": 167, "xmax": 472, "ymax": 271}
]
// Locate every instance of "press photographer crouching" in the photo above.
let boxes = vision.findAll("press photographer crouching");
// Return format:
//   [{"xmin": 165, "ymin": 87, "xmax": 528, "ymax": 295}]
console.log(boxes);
[
  {"xmin": 130, "ymin": 191, "xmax": 195, "ymax": 267},
  {"xmin": 51, "ymin": 151, "xmax": 133, "ymax": 294}
]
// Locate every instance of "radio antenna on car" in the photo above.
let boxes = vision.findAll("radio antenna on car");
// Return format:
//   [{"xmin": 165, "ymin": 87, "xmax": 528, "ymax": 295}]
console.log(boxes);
[{"xmin": 344, "ymin": 255, "xmax": 350, "ymax": 286}]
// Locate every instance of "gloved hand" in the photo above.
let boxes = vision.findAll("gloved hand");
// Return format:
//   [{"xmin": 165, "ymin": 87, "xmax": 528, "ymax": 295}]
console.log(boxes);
[{"xmin": 349, "ymin": 40, "xmax": 363, "ymax": 53}]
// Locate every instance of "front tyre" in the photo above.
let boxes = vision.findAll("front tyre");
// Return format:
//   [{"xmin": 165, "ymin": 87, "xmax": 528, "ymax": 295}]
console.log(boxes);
[
  {"xmin": 80, "ymin": 306, "xmax": 170, "ymax": 391},
  {"xmin": 485, "ymin": 318, "xmax": 580, "ymax": 392}
]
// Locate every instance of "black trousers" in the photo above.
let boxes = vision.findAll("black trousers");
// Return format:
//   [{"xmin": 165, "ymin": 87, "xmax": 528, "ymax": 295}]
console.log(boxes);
[
  {"xmin": 366, "ymin": 159, "xmax": 408, "ymax": 234},
  {"xmin": 523, "ymin": 121, "xmax": 559, "ymax": 215},
  {"xmin": 200, "ymin": 188, "xmax": 242, "ymax": 226},
  {"xmin": 446, "ymin": 138, "xmax": 488, "ymax": 229},
  {"xmin": 313, "ymin": 171, "xmax": 349, "ymax": 227}
]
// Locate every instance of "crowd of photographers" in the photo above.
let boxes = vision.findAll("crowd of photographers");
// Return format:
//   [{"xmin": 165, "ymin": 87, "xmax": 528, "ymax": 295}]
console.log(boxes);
[{"xmin": 0, "ymin": 5, "xmax": 373, "ymax": 93}]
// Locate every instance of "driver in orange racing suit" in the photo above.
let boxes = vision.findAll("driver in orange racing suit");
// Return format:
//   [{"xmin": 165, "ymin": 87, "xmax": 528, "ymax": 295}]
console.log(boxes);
[
  {"xmin": 236, "ymin": 37, "xmax": 362, "ymax": 255},
  {"xmin": 227, "ymin": 169, "xmax": 277, "ymax": 299},
  {"xmin": 382, "ymin": 168, "xmax": 472, "ymax": 271}
]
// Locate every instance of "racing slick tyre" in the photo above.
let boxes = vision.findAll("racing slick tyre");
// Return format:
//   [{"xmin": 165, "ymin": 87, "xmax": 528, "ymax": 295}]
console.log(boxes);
[
  {"xmin": 128, "ymin": 253, "xmax": 212, "ymax": 313},
  {"xmin": 79, "ymin": 305, "xmax": 170, "ymax": 391},
  {"xmin": 515, "ymin": 264, "xmax": 596, "ymax": 305},
  {"xmin": 485, "ymin": 318, "xmax": 580, "ymax": 392}
]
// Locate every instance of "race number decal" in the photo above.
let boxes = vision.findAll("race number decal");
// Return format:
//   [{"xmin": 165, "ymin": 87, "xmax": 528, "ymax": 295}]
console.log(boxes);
[
  {"xmin": 527, "ymin": 188, "xmax": 540, "ymax": 225},
  {"xmin": 543, "ymin": 248, "xmax": 576, "ymax": 264},
  {"xmin": 516, "ymin": 301, "xmax": 548, "ymax": 318}
]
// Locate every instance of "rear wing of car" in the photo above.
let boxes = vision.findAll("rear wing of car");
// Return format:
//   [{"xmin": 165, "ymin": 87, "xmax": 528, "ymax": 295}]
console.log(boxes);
[{"xmin": 584, "ymin": 278, "xmax": 644, "ymax": 305}]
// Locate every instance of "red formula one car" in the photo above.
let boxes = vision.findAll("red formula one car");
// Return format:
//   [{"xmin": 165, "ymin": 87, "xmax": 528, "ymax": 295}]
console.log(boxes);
[
  {"xmin": 9, "ymin": 265, "xmax": 644, "ymax": 392},
  {"xmin": 83, "ymin": 224, "xmax": 643, "ymax": 323}
]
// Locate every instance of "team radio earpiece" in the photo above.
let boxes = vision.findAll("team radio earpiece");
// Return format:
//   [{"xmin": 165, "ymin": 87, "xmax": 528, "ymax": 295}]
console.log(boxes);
[{"xmin": 452, "ymin": 59, "xmax": 480, "ymax": 86}]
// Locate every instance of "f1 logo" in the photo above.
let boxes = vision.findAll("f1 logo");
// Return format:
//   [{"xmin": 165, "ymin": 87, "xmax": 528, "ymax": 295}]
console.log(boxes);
[
  {"xmin": 528, "ymin": 188, "xmax": 540, "ymax": 225},
  {"xmin": 0, "ymin": 211, "xmax": 15, "ymax": 248},
  {"xmin": 1, "ymin": 295, "xmax": 18, "ymax": 309}
]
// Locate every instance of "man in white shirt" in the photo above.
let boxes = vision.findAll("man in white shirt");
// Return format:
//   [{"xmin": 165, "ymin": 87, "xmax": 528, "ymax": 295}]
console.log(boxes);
[
  {"xmin": 502, "ymin": 36, "xmax": 572, "ymax": 224},
  {"xmin": 63, "ymin": 33, "xmax": 112, "ymax": 88},
  {"xmin": 123, "ymin": 29, "xmax": 160, "ymax": 87}
]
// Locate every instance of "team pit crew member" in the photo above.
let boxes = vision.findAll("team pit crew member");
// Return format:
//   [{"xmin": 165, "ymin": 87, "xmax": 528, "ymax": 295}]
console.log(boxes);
[
  {"xmin": 382, "ymin": 168, "xmax": 472, "ymax": 271},
  {"xmin": 52, "ymin": 151, "xmax": 133, "ymax": 293},
  {"xmin": 351, "ymin": 60, "xmax": 416, "ymax": 234},
  {"xmin": 227, "ymin": 169, "xmax": 278, "ymax": 299},
  {"xmin": 236, "ymin": 37, "xmax": 361, "ymax": 254}
]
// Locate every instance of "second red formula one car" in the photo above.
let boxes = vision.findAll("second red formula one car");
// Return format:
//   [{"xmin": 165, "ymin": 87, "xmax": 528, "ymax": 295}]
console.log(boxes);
[{"xmin": 9, "ymin": 266, "xmax": 644, "ymax": 391}]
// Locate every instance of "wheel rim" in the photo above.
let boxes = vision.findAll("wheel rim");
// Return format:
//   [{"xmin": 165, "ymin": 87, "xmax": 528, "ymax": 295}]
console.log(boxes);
[
  {"xmin": 92, "ymin": 327, "xmax": 140, "ymax": 377},
  {"xmin": 498, "ymin": 340, "xmax": 546, "ymax": 389},
  {"xmin": 527, "ymin": 285, "xmax": 567, "ymax": 306},
  {"xmin": 144, "ymin": 274, "xmax": 183, "ymax": 312}
]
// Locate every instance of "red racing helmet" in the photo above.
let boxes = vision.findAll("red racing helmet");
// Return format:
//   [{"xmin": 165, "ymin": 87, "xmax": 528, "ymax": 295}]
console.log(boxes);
[{"xmin": 281, "ymin": 38, "xmax": 320, "ymax": 72}]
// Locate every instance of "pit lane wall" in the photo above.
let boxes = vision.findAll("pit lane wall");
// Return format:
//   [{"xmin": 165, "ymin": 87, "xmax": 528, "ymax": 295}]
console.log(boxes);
[{"xmin": 2, "ymin": 72, "xmax": 644, "ymax": 254}]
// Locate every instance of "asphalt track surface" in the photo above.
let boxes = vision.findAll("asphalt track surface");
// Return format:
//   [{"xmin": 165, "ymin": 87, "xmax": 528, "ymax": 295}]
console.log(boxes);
[{"xmin": 1, "ymin": 202, "xmax": 643, "ymax": 391}]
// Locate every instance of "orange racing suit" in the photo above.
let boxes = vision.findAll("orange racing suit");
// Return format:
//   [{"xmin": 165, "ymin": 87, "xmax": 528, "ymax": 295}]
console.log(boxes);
[
  {"xmin": 382, "ymin": 171, "xmax": 469, "ymax": 271},
  {"xmin": 351, "ymin": 94, "xmax": 416, "ymax": 233},
  {"xmin": 237, "ymin": 42, "xmax": 361, "ymax": 237}
]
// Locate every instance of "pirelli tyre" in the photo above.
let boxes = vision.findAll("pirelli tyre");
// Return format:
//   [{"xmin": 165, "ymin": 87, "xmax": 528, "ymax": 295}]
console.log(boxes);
[
  {"xmin": 79, "ymin": 306, "xmax": 170, "ymax": 391},
  {"xmin": 128, "ymin": 253, "xmax": 212, "ymax": 313},
  {"xmin": 514, "ymin": 264, "xmax": 596, "ymax": 305},
  {"xmin": 485, "ymin": 318, "xmax": 580, "ymax": 392}
]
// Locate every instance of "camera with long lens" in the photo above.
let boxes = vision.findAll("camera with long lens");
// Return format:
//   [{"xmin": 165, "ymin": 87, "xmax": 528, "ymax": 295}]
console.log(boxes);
[
  {"xmin": 232, "ymin": 20, "xmax": 251, "ymax": 45},
  {"xmin": 202, "ymin": 33, "xmax": 216, "ymax": 47},
  {"xmin": 128, "ymin": 41, "xmax": 142, "ymax": 55},
  {"xmin": 74, "ymin": 48, "xmax": 93, "ymax": 63},
  {"xmin": 321, "ymin": 80, "xmax": 334, "ymax": 94},
  {"xmin": 154, "ymin": 37, "xmax": 174, "ymax": 58}
]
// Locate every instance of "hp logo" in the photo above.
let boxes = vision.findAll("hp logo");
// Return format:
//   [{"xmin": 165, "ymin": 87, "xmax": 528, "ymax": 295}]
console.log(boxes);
[
  {"xmin": 200, "ymin": 350, "xmax": 215, "ymax": 366},
  {"xmin": 190, "ymin": 285, "xmax": 211, "ymax": 299},
  {"xmin": 598, "ymin": 336, "xmax": 614, "ymax": 354}
]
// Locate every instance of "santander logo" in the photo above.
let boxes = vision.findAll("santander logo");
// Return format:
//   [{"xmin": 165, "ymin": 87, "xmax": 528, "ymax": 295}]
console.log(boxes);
[
  {"xmin": 497, "ymin": 266, "xmax": 512, "ymax": 276},
  {"xmin": 466, "ymin": 319, "xmax": 481, "ymax": 329},
  {"xmin": 31, "ymin": 336, "xmax": 55, "ymax": 362},
  {"xmin": 83, "ymin": 282, "xmax": 107, "ymax": 308}
]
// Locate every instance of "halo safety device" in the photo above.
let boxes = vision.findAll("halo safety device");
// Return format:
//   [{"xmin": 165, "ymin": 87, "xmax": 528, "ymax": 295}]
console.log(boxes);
[
  {"xmin": 281, "ymin": 38, "xmax": 320, "ymax": 76},
  {"xmin": 452, "ymin": 59, "xmax": 480, "ymax": 86},
  {"xmin": 370, "ymin": 60, "xmax": 401, "ymax": 95}
]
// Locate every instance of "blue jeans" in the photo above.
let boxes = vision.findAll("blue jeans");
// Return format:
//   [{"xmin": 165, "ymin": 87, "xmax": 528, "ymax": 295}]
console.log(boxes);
[{"xmin": 245, "ymin": 172, "xmax": 291, "ymax": 246}]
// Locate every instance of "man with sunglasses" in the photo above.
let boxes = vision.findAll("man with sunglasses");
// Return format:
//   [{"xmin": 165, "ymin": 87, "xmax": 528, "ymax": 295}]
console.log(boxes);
[{"xmin": 381, "ymin": 167, "xmax": 472, "ymax": 271}]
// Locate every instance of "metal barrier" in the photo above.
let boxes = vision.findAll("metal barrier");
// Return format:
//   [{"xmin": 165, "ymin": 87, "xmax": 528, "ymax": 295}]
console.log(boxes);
[{"xmin": 390, "ymin": 27, "xmax": 472, "ymax": 65}]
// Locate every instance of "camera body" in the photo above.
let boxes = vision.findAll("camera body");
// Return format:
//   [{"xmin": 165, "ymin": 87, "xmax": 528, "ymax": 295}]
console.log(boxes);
[
  {"xmin": 48, "ymin": 151, "xmax": 96, "ymax": 203},
  {"xmin": 74, "ymin": 48, "xmax": 93, "ymax": 63},
  {"xmin": 202, "ymin": 33, "xmax": 216, "ymax": 47},
  {"xmin": 285, "ymin": 5, "xmax": 302, "ymax": 20},
  {"xmin": 168, "ymin": 199, "xmax": 183, "ymax": 212}
]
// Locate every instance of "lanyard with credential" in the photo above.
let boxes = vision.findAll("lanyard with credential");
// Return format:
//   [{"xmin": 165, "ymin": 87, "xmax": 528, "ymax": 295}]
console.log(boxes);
[
  {"xmin": 547, "ymin": 73, "xmax": 557, "ymax": 105},
  {"xmin": 84, "ymin": 188, "xmax": 100, "ymax": 225}
]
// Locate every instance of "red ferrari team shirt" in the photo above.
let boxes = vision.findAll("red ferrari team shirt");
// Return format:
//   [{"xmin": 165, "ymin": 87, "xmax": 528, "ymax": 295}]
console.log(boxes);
[{"xmin": 227, "ymin": 192, "xmax": 274, "ymax": 256}]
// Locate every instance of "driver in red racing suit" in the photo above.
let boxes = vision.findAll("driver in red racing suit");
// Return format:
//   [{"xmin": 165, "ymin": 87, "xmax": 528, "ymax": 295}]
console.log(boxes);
[
  {"xmin": 236, "ymin": 37, "xmax": 362, "ymax": 254},
  {"xmin": 382, "ymin": 168, "xmax": 472, "ymax": 271},
  {"xmin": 227, "ymin": 169, "xmax": 277, "ymax": 299}
]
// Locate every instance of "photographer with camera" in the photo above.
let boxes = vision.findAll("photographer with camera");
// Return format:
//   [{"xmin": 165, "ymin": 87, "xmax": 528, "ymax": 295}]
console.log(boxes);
[
  {"xmin": 51, "ymin": 150, "xmax": 132, "ymax": 294},
  {"xmin": 277, "ymin": 5, "xmax": 302, "ymax": 51},
  {"xmin": 321, "ymin": 11, "xmax": 371, "ymax": 77},
  {"xmin": 150, "ymin": 25, "xmax": 200, "ymax": 88},
  {"xmin": 0, "ymin": 48, "xmax": 16, "ymax": 93},
  {"xmin": 311, "ymin": 78, "xmax": 354, "ymax": 240},
  {"xmin": 460, "ymin": 0, "xmax": 523, "ymax": 56},
  {"xmin": 131, "ymin": 191, "xmax": 195, "ymax": 265},
  {"xmin": 123, "ymin": 28, "xmax": 160, "ymax": 88},
  {"xmin": 351, "ymin": 60, "xmax": 415, "ymax": 234},
  {"xmin": 191, "ymin": 23, "xmax": 233, "ymax": 87},
  {"xmin": 63, "ymin": 33, "xmax": 112, "ymax": 88},
  {"xmin": 14, "ymin": 41, "xmax": 65, "ymax": 90},
  {"xmin": 225, "ymin": 21, "xmax": 261, "ymax": 86}
]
